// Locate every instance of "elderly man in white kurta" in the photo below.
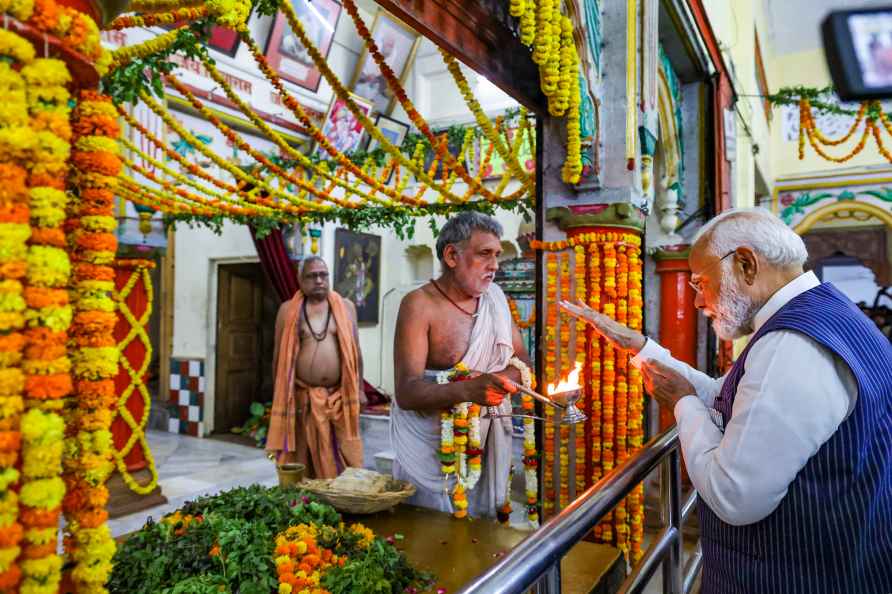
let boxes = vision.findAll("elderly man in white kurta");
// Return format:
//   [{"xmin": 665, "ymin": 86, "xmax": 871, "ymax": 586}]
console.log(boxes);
[{"xmin": 561, "ymin": 208, "xmax": 892, "ymax": 594}]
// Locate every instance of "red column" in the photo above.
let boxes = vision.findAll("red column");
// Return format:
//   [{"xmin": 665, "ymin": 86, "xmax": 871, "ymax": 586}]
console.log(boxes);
[
  {"xmin": 654, "ymin": 246, "xmax": 697, "ymax": 431},
  {"xmin": 112, "ymin": 262, "xmax": 152, "ymax": 471}
]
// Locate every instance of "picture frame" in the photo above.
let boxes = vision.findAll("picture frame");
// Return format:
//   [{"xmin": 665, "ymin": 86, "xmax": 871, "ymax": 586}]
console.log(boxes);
[
  {"xmin": 264, "ymin": 0, "xmax": 342, "ymax": 93},
  {"xmin": 367, "ymin": 114, "xmax": 410, "ymax": 153},
  {"xmin": 162, "ymin": 23, "xmax": 241, "ymax": 58},
  {"xmin": 350, "ymin": 9, "xmax": 421, "ymax": 115},
  {"xmin": 315, "ymin": 93, "xmax": 374, "ymax": 157},
  {"xmin": 333, "ymin": 229, "xmax": 381, "ymax": 325}
]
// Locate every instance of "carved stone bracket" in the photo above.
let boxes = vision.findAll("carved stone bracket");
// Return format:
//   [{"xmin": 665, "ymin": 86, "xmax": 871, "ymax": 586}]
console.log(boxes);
[{"xmin": 547, "ymin": 203, "xmax": 646, "ymax": 233}]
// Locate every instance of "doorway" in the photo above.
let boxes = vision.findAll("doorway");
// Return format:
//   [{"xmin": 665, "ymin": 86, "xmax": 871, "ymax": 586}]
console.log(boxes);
[{"xmin": 214, "ymin": 263, "xmax": 278, "ymax": 435}]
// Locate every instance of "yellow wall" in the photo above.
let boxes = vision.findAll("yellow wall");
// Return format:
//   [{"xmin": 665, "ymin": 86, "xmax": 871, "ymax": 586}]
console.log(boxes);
[
  {"xmin": 703, "ymin": 0, "xmax": 773, "ymax": 208},
  {"xmin": 769, "ymin": 48, "xmax": 888, "ymax": 179}
]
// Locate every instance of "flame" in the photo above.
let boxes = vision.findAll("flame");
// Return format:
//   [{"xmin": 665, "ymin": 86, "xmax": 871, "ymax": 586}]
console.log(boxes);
[{"xmin": 547, "ymin": 362, "xmax": 583, "ymax": 394}]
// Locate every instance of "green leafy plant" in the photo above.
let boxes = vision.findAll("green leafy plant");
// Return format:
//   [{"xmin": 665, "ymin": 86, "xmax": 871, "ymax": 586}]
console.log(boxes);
[{"xmin": 109, "ymin": 486, "xmax": 432, "ymax": 594}]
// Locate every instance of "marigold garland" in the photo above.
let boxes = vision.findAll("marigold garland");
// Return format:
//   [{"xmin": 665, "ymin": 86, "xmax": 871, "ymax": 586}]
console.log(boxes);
[
  {"xmin": 64, "ymin": 90, "xmax": 117, "ymax": 594},
  {"xmin": 539, "ymin": 230, "xmax": 644, "ymax": 563}
]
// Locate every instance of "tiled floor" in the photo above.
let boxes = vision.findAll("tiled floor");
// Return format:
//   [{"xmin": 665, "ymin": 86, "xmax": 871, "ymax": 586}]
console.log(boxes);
[{"xmin": 108, "ymin": 430, "xmax": 276, "ymax": 537}]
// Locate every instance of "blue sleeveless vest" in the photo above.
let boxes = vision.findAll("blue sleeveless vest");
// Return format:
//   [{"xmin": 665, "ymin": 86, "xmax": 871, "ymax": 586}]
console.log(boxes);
[{"xmin": 698, "ymin": 283, "xmax": 892, "ymax": 594}]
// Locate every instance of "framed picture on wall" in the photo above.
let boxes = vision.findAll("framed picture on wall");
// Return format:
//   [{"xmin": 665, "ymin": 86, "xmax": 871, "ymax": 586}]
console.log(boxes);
[
  {"xmin": 367, "ymin": 114, "xmax": 410, "ymax": 152},
  {"xmin": 315, "ymin": 93, "xmax": 374, "ymax": 157},
  {"xmin": 264, "ymin": 0, "xmax": 343, "ymax": 93},
  {"xmin": 334, "ymin": 229, "xmax": 381, "ymax": 325},
  {"xmin": 162, "ymin": 24, "xmax": 241, "ymax": 57},
  {"xmin": 350, "ymin": 9, "xmax": 420, "ymax": 114}
]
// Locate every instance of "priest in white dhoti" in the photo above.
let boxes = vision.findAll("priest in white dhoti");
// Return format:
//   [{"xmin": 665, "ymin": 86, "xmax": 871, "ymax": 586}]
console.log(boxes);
[{"xmin": 391, "ymin": 212, "xmax": 532, "ymax": 517}]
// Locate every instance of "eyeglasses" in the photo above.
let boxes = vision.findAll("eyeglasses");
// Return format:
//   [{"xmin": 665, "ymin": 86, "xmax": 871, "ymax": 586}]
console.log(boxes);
[
  {"xmin": 304, "ymin": 271, "xmax": 329, "ymax": 281},
  {"xmin": 689, "ymin": 250, "xmax": 736, "ymax": 294}
]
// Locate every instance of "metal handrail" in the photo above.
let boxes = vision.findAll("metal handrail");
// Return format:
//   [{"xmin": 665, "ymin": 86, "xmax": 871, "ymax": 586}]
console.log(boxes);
[{"xmin": 458, "ymin": 425, "xmax": 701, "ymax": 594}]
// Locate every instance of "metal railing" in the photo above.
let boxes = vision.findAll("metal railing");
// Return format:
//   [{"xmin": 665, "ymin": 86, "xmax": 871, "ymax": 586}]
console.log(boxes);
[{"xmin": 458, "ymin": 426, "xmax": 701, "ymax": 594}]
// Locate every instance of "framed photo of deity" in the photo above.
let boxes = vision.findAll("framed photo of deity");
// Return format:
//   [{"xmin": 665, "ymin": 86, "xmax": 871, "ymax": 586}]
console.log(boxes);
[
  {"xmin": 316, "ymin": 93, "xmax": 374, "ymax": 157},
  {"xmin": 349, "ymin": 9, "xmax": 421, "ymax": 115},
  {"xmin": 264, "ymin": 0, "xmax": 342, "ymax": 93},
  {"xmin": 162, "ymin": 24, "xmax": 241, "ymax": 58},
  {"xmin": 334, "ymin": 229, "xmax": 381, "ymax": 326}
]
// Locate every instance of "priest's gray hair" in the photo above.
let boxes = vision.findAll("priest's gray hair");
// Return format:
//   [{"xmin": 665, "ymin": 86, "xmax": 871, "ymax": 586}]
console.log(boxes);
[
  {"xmin": 299, "ymin": 255, "xmax": 327, "ymax": 277},
  {"xmin": 436, "ymin": 212, "xmax": 503, "ymax": 261},
  {"xmin": 693, "ymin": 207, "xmax": 808, "ymax": 267}
]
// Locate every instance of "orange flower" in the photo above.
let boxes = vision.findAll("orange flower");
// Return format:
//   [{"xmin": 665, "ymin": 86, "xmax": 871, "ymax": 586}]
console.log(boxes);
[
  {"xmin": 71, "ymin": 151, "xmax": 123, "ymax": 177},
  {"xmin": 20, "ymin": 506, "xmax": 61, "ymax": 528},
  {"xmin": 22, "ymin": 542, "xmax": 57, "ymax": 559},
  {"xmin": 0, "ymin": 523, "xmax": 22, "ymax": 548},
  {"xmin": 0, "ymin": 261, "xmax": 26, "ymax": 280},
  {"xmin": 23, "ymin": 287, "xmax": 69, "ymax": 309},
  {"xmin": 31, "ymin": 112, "xmax": 72, "ymax": 142},
  {"xmin": 74, "ymin": 378, "xmax": 115, "ymax": 398},
  {"xmin": 28, "ymin": 227, "xmax": 66, "ymax": 247},
  {"xmin": 24, "ymin": 328, "xmax": 66, "ymax": 348},
  {"xmin": 209, "ymin": 545, "xmax": 221, "ymax": 557},
  {"xmin": 73, "ymin": 114, "xmax": 120, "ymax": 140},
  {"xmin": 61, "ymin": 7, "xmax": 89, "ymax": 47},
  {"xmin": 24, "ymin": 373, "xmax": 71, "ymax": 400},
  {"xmin": 0, "ymin": 431, "xmax": 21, "ymax": 452},
  {"xmin": 72, "ymin": 508, "xmax": 109, "ymax": 529},
  {"xmin": 73, "ymin": 263, "xmax": 115, "ymax": 282},
  {"xmin": 75, "ymin": 232, "xmax": 117, "ymax": 252},
  {"xmin": 0, "ymin": 451, "xmax": 16, "ymax": 466},
  {"xmin": 0, "ymin": 565, "xmax": 21, "ymax": 590},
  {"xmin": 0, "ymin": 204, "xmax": 29, "ymax": 224},
  {"xmin": 28, "ymin": 0, "xmax": 60, "ymax": 31},
  {"xmin": 71, "ymin": 311, "xmax": 115, "ymax": 335},
  {"xmin": 0, "ymin": 333, "xmax": 25, "ymax": 353},
  {"xmin": 72, "ymin": 333, "xmax": 115, "ymax": 348},
  {"xmin": 0, "ymin": 165, "xmax": 27, "ymax": 204}
]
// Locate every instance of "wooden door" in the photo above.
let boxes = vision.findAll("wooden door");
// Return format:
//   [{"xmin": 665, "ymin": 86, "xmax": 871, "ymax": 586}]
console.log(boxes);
[{"xmin": 215, "ymin": 264, "xmax": 263, "ymax": 432}]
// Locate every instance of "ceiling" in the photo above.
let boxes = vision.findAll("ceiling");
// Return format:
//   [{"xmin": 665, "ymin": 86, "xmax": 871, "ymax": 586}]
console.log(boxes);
[{"xmin": 764, "ymin": 0, "xmax": 890, "ymax": 55}]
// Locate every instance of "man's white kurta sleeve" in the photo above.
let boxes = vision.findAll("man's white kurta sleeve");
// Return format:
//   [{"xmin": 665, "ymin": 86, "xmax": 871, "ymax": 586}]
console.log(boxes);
[{"xmin": 672, "ymin": 331, "xmax": 855, "ymax": 525}]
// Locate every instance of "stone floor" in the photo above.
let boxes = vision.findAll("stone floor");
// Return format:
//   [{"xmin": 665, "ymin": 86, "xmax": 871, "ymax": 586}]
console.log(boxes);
[{"xmin": 108, "ymin": 430, "xmax": 276, "ymax": 537}]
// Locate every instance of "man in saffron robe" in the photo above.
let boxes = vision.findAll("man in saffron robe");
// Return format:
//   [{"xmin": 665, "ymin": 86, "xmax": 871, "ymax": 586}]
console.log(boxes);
[
  {"xmin": 391, "ymin": 212, "xmax": 532, "ymax": 517},
  {"xmin": 267, "ymin": 256, "xmax": 364, "ymax": 478}
]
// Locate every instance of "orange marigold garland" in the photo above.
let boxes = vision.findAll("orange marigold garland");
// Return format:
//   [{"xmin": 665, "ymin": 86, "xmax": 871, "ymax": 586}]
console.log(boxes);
[
  {"xmin": 64, "ymin": 90, "xmax": 118, "ymax": 594},
  {"xmin": 17, "ymin": 56, "xmax": 72, "ymax": 593}
]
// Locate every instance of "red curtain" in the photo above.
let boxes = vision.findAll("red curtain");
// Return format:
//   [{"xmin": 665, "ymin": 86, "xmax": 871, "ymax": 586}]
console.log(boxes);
[{"xmin": 250, "ymin": 226, "xmax": 300, "ymax": 303}]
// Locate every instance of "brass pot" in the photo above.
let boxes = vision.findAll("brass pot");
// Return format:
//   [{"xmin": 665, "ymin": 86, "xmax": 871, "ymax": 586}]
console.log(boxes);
[{"xmin": 276, "ymin": 463, "xmax": 306, "ymax": 487}]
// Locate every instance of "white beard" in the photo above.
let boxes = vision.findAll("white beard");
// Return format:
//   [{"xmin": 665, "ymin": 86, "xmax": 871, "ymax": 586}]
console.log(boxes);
[{"xmin": 712, "ymin": 273, "xmax": 760, "ymax": 341}]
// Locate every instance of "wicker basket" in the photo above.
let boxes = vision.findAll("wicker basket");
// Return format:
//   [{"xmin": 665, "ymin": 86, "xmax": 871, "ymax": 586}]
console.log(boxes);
[{"xmin": 299, "ymin": 476, "xmax": 416, "ymax": 514}]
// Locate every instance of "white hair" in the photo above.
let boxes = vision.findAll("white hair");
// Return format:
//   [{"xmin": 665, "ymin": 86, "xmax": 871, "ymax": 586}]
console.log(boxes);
[{"xmin": 692, "ymin": 207, "xmax": 808, "ymax": 267}]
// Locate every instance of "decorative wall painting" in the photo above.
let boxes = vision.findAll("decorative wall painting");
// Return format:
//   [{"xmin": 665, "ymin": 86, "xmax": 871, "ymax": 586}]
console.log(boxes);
[
  {"xmin": 316, "ymin": 93, "xmax": 374, "ymax": 156},
  {"xmin": 264, "ymin": 0, "xmax": 343, "ymax": 92},
  {"xmin": 476, "ymin": 127, "xmax": 536, "ymax": 180},
  {"xmin": 350, "ymin": 9, "xmax": 421, "ymax": 114},
  {"xmin": 334, "ymin": 229, "xmax": 381, "ymax": 325}
]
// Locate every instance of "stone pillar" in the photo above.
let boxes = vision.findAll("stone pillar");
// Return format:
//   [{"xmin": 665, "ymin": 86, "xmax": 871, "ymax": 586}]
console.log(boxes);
[{"xmin": 653, "ymin": 246, "xmax": 697, "ymax": 431}]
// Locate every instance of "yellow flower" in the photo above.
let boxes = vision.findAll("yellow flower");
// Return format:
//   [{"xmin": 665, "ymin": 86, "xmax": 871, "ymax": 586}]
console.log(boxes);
[
  {"xmin": 0, "ymin": 30, "xmax": 34, "ymax": 64},
  {"xmin": 0, "ymin": 546, "xmax": 21, "ymax": 572},
  {"xmin": 21, "ymin": 59, "xmax": 71, "ymax": 87},
  {"xmin": 24, "ymin": 527, "xmax": 57, "ymax": 546},
  {"xmin": 0, "ymin": 368, "xmax": 24, "ymax": 397},
  {"xmin": 75, "ymin": 136, "xmax": 118, "ymax": 155},
  {"xmin": 0, "ymin": 126, "xmax": 36, "ymax": 161},
  {"xmin": 0, "ymin": 491, "xmax": 17, "ymax": 517},
  {"xmin": 21, "ymin": 554, "xmax": 63, "ymax": 578},
  {"xmin": 21, "ymin": 408, "xmax": 64, "ymax": 444},
  {"xmin": 5, "ymin": 0, "xmax": 34, "ymax": 21},
  {"xmin": 19, "ymin": 476, "xmax": 65, "ymax": 509},
  {"xmin": 24, "ymin": 305, "xmax": 72, "ymax": 332},
  {"xmin": 26, "ymin": 246, "xmax": 70, "ymax": 288},
  {"xmin": 0, "ymin": 291, "xmax": 25, "ymax": 313}
]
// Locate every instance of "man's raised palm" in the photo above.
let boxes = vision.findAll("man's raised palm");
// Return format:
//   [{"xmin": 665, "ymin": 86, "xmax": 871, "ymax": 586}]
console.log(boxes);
[{"xmin": 559, "ymin": 300, "xmax": 646, "ymax": 354}]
